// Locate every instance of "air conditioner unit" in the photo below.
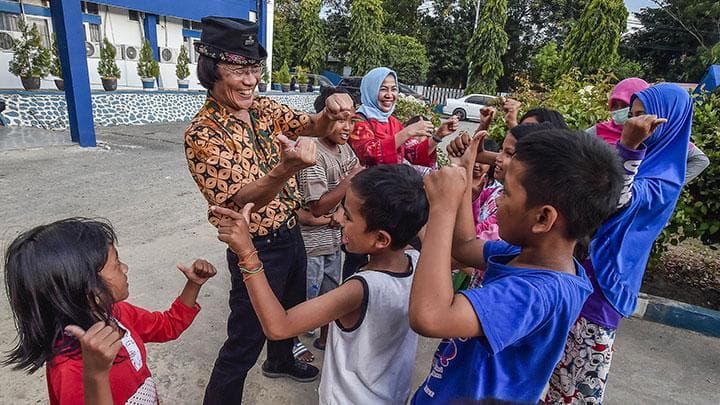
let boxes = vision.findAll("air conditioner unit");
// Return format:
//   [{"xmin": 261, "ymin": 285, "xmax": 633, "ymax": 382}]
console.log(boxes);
[
  {"xmin": 85, "ymin": 41, "xmax": 101, "ymax": 58},
  {"xmin": 0, "ymin": 31, "xmax": 21, "ymax": 52},
  {"xmin": 158, "ymin": 47, "xmax": 177, "ymax": 63},
  {"xmin": 121, "ymin": 45, "xmax": 140, "ymax": 61}
]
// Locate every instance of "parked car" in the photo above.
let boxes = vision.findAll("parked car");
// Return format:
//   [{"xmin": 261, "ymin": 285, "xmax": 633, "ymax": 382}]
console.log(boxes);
[
  {"xmin": 336, "ymin": 76, "xmax": 426, "ymax": 105},
  {"xmin": 442, "ymin": 94, "xmax": 498, "ymax": 121},
  {"xmin": 307, "ymin": 74, "xmax": 334, "ymax": 92}
]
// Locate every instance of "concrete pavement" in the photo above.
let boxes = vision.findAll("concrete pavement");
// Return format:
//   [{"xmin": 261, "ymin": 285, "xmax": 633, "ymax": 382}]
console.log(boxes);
[{"xmin": 0, "ymin": 123, "xmax": 718, "ymax": 404}]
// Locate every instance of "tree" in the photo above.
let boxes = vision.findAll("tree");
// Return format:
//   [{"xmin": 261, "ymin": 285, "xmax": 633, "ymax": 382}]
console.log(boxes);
[
  {"xmin": 382, "ymin": 0, "xmax": 422, "ymax": 37},
  {"xmin": 299, "ymin": 0, "xmax": 326, "ymax": 73},
  {"xmin": 420, "ymin": 0, "xmax": 476, "ymax": 87},
  {"xmin": 273, "ymin": 0, "xmax": 300, "ymax": 69},
  {"xmin": 347, "ymin": 0, "xmax": 385, "ymax": 76},
  {"xmin": 560, "ymin": 0, "xmax": 627, "ymax": 75},
  {"xmin": 383, "ymin": 34, "xmax": 429, "ymax": 83},
  {"xmin": 98, "ymin": 37, "xmax": 121, "ymax": 79},
  {"xmin": 624, "ymin": 0, "xmax": 719, "ymax": 82},
  {"xmin": 466, "ymin": 0, "xmax": 509, "ymax": 94},
  {"xmin": 531, "ymin": 41, "xmax": 561, "ymax": 87},
  {"xmin": 8, "ymin": 19, "xmax": 51, "ymax": 78}
]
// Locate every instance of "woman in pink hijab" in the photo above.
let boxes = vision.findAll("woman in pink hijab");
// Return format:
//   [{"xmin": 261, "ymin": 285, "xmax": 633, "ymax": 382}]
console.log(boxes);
[{"xmin": 586, "ymin": 78, "xmax": 709, "ymax": 183}]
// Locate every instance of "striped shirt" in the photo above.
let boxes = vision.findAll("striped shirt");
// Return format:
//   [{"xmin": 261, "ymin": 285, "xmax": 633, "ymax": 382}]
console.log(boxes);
[{"xmin": 297, "ymin": 139, "xmax": 358, "ymax": 256}]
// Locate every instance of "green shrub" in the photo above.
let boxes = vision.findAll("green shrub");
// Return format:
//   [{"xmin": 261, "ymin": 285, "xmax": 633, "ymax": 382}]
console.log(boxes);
[
  {"xmin": 175, "ymin": 45, "xmax": 190, "ymax": 80},
  {"xmin": 98, "ymin": 37, "xmax": 121, "ymax": 79},
  {"xmin": 50, "ymin": 34, "xmax": 62, "ymax": 78},
  {"xmin": 274, "ymin": 60, "xmax": 291, "ymax": 84},
  {"xmin": 137, "ymin": 39, "xmax": 159, "ymax": 78},
  {"xmin": 9, "ymin": 19, "xmax": 51, "ymax": 78}
]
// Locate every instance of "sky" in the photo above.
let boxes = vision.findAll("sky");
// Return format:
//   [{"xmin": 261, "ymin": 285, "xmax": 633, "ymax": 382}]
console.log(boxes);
[{"xmin": 625, "ymin": 0, "xmax": 657, "ymax": 13}]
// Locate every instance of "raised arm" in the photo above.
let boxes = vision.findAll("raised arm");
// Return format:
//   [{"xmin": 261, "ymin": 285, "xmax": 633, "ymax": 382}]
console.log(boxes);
[
  {"xmin": 230, "ymin": 135, "xmax": 316, "ymax": 210},
  {"xmin": 409, "ymin": 166, "xmax": 484, "ymax": 338},
  {"xmin": 213, "ymin": 205, "xmax": 364, "ymax": 340}
]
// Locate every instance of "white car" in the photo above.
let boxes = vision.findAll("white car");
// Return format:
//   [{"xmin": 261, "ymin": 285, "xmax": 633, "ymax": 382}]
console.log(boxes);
[{"xmin": 442, "ymin": 94, "xmax": 498, "ymax": 121}]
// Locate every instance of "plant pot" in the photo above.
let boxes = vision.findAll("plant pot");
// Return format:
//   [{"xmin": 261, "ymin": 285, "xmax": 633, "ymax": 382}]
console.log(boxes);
[
  {"xmin": 54, "ymin": 79, "xmax": 64, "ymax": 91},
  {"xmin": 281, "ymin": 84, "xmax": 290, "ymax": 93},
  {"xmin": 299, "ymin": 84, "xmax": 308, "ymax": 93},
  {"xmin": 272, "ymin": 83, "xmax": 282, "ymax": 91},
  {"xmin": 141, "ymin": 78, "xmax": 156, "ymax": 90},
  {"xmin": 258, "ymin": 82, "xmax": 267, "ymax": 92},
  {"xmin": 101, "ymin": 78, "xmax": 117, "ymax": 91},
  {"xmin": 178, "ymin": 79, "xmax": 189, "ymax": 90},
  {"xmin": 20, "ymin": 77, "xmax": 41, "ymax": 90}
]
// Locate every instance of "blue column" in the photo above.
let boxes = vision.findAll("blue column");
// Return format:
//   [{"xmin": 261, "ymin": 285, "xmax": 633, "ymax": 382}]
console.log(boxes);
[
  {"xmin": 49, "ymin": 0, "xmax": 96, "ymax": 147},
  {"xmin": 258, "ymin": 0, "xmax": 266, "ymax": 48},
  {"xmin": 143, "ymin": 13, "xmax": 159, "ymax": 60}
]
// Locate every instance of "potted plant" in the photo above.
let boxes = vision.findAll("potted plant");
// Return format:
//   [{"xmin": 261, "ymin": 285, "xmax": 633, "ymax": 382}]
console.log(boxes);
[
  {"xmin": 97, "ymin": 37, "xmax": 121, "ymax": 91},
  {"xmin": 137, "ymin": 39, "xmax": 160, "ymax": 90},
  {"xmin": 8, "ymin": 19, "xmax": 51, "ymax": 90},
  {"xmin": 50, "ymin": 34, "xmax": 63, "ymax": 91},
  {"xmin": 271, "ymin": 70, "xmax": 282, "ymax": 91},
  {"xmin": 296, "ymin": 67, "xmax": 308, "ymax": 92},
  {"xmin": 276, "ymin": 61, "xmax": 291, "ymax": 92},
  {"xmin": 176, "ymin": 45, "xmax": 190, "ymax": 90},
  {"xmin": 258, "ymin": 70, "xmax": 269, "ymax": 93}
]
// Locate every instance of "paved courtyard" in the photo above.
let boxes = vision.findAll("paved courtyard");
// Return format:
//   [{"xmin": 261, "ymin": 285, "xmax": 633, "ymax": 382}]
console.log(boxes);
[{"xmin": 0, "ymin": 123, "xmax": 718, "ymax": 404}]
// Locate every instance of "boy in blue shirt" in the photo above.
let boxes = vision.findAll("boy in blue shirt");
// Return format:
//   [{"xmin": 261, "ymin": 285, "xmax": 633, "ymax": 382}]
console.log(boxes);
[{"xmin": 410, "ymin": 129, "xmax": 625, "ymax": 403}]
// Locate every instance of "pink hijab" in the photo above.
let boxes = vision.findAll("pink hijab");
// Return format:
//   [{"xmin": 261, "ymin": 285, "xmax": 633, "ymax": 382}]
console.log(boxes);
[{"xmin": 596, "ymin": 78, "xmax": 650, "ymax": 145}]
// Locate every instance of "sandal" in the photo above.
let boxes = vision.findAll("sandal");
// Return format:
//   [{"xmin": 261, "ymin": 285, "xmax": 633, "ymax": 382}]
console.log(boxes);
[
  {"xmin": 293, "ymin": 340, "xmax": 314, "ymax": 363},
  {"xmin": 313, "ymin": 338, "xmax": 326, "ymax": 351}
]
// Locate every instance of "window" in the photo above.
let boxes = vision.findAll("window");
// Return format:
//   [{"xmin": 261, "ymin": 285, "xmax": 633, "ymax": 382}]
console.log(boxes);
[
  {"xmin": 0, "ymin": 12, "xmax": 20, "ymax": 32},
  {"xmin": 466, "ymin": 96, "xmax": 483, "ymax": 105},
  {"xmin": 183, "ymin": 19, "xmax": 190, "ymax": 29},
  {"xmin": 81, "ymin": 2, "xmax": 99, "ymax": 15},
  {"xmin": 26, "ymin": 17, "xmax": 50, "ymax": 48},
  {"xmin": 88, "ymin": 23, "xmax": 100, "ymax": 42},
  {"xmin": 191, "ymin": 21, "xmax": 202, "ymax": 30},
  {"xmin": 128, "ymin": 10, "xmax": 140, "ymax": 21},
  {"xmin": 248, "ymin": 11, "xmax": 257, "ymax": 22}
]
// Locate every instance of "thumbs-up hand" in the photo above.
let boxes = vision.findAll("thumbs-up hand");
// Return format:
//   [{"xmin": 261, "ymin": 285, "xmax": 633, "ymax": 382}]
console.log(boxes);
[
  {"xmin": 278, "ymin": 135, "xmax": 317, "ymax": 172},
  {"xmin": 64, "ymin": 322, "xmax": 123, "ymax": 377},
  {"xmin": 177, "ymin": 259, "xmax": 217, "ymax": 286}
]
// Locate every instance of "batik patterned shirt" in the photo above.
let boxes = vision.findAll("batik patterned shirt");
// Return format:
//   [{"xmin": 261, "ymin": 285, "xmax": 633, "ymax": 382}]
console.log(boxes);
[{"xmin": 184, "ymin": 94, "xmax": 311, "ymax": 237}]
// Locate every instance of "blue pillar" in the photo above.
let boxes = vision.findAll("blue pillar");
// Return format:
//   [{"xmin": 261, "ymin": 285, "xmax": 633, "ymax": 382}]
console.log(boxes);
[
  {"xmin": 258, "ymin": 0, "xmax": 266, "ymax": 48},
  {"xmin": 143, "ymin": 13, "xmax": 159, "ymax": 60},
  {"xmin": 49, "ymin": 0, "xmax": 96, "ymax": 147}
]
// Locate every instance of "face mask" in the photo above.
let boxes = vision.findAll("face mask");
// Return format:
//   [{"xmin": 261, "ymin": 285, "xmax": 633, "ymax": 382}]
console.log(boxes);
[{"xmin": 611, "ymin": 107, "xmax": 630, "ymax": 125}]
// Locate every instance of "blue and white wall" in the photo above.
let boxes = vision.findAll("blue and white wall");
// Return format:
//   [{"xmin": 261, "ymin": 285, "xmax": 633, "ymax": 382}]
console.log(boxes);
[{"xmin": 0, "ymin": 0, "xmax": 272, "ymax": 91}]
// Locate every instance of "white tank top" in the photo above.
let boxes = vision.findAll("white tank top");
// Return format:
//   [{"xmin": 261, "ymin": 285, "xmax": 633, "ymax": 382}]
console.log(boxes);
[{"xmin": 319, "ymin": 250, "xmax": 420, "ymax": 405}]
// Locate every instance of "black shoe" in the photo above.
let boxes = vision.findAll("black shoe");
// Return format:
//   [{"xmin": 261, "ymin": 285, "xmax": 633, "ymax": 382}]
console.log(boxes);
[{"xmin": 261, "ymin": 359, "xmax": 320, "ymax": 382}]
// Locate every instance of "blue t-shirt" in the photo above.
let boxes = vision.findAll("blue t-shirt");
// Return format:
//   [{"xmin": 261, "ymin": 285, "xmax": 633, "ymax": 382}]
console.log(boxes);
[{"xmin": 412, "ymin": 241, "xmax": 593, "ymax": 403}]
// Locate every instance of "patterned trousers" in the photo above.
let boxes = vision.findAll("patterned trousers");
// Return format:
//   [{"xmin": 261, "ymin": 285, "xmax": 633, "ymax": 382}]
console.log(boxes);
[{"xmin": 544, "ymin": 316, "xmax": 617, "ymax": 404}]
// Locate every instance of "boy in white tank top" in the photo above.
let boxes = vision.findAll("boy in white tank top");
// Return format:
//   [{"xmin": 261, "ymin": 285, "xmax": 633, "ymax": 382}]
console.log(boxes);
[{"xmin": 213, "ymin": 164, "xmax": 429, "ymax": 404}]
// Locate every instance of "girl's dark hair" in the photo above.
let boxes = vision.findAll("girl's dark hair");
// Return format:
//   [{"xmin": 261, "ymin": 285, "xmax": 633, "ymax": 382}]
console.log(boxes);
[
  {"xmin": 350, "ymin": 165, "xmax": 429, "ymax": 250},
  {"xmin": 3, "ymin": 218, "xmax": 117, "ymax": 373},
  {"xmin": 197, "ymin": 55, "xmax": 220, "ymax": 90},
  {"xmin": 519, "ymin": 108, "xmax": 569, "ymax": 129},
  {"xmin": 509, "ymin": 121, "xmax": 555, "ymax": 142}
]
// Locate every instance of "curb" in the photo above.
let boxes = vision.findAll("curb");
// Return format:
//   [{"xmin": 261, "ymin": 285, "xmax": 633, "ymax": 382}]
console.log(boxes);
[{"xmin": 632, "ymin": 292, "xmax": 720, "ymax": 338}]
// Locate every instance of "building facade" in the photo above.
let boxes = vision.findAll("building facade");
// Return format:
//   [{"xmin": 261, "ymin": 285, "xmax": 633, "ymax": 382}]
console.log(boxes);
[{"xmin": 0, "ymin": 0, "xmax": 274, "ymax": 90}]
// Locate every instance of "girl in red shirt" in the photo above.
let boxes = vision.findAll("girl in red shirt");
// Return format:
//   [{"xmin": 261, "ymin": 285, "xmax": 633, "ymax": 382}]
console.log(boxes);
[
  {"xmin": 350, "ymin": 67, "xmax": 459, "ymax": 168},
  {"xmin": 3, "ymin": 218, "xmax": 216, "ymax": 404}
]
